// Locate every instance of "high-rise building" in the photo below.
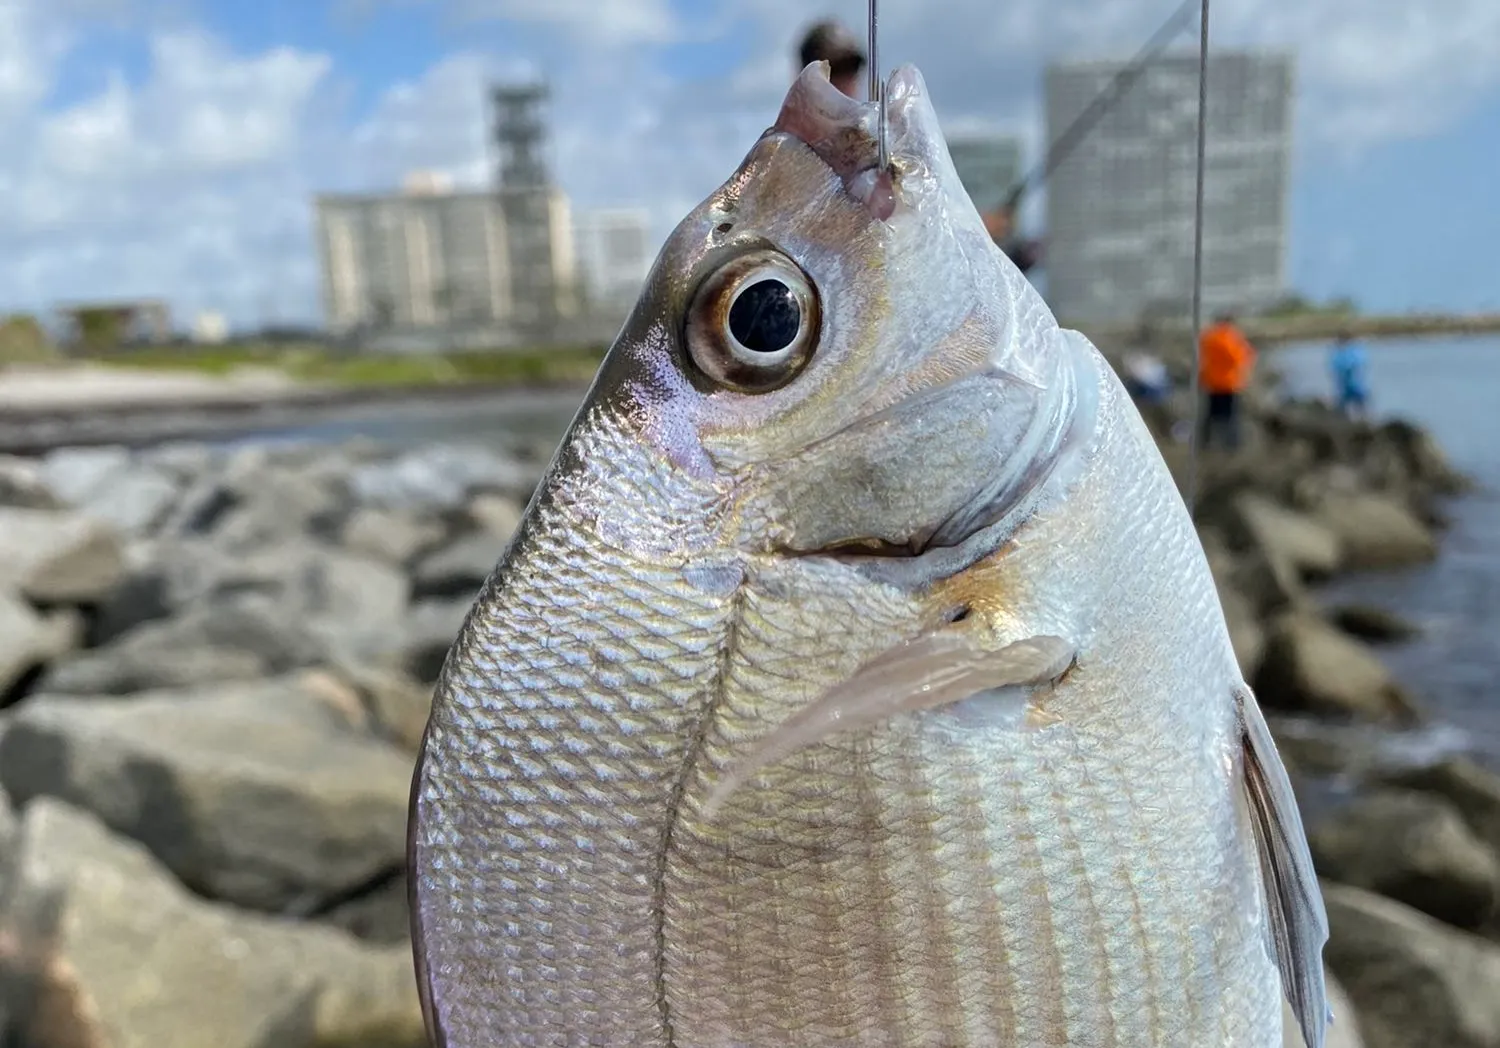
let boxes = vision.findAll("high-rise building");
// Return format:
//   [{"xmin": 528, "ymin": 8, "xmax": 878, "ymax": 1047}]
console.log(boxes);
[
  {"xmin": 575, "ymin": 209, "xmax": 653, "ymax": 313},
  {"xmin": 1042, "ymin": 50, "xmax": 1294, "ymax": 326},
  {"xmin": 947, "ymin": 134, "xmax": 1024, "ymax": 216},
  {"xmin": 493, "ymin": 82, "xmax": 580, "ymax": 338},
  {"xmin": 314, "ymin": 178, "xmax": 514, "ymax": 336}
]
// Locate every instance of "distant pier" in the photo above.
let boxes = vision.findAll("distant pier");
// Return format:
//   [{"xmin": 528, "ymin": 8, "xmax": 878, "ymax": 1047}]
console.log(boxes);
[{"xmin": 1077, "ymin": 312, "xmax": 1500, "ymax": 349}]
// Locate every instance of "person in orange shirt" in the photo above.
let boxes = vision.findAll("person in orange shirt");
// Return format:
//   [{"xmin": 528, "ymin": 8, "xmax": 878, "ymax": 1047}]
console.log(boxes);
[{"xmin": 1197, "ymin": 311, "xmax": 1257, "ymax": 450}]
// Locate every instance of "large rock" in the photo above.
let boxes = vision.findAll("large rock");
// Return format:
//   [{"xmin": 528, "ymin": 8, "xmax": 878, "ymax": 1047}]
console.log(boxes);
[
  {"xmin": 1313, "ymin": 492, "xmax": 1437, "ymax": 571},
  {"xmin": 1218, "ymin": 581, "xmax": 1266, "ymax": 679},
  {"xmin": 0, "ymin": 593, "xmax": 81, "ymax": 703},
  {"xmin": 1254, "ymin": 612, "xmax": 1419, "ymax": 723},
  {"xmin": 411, "ymin": 530, "xmax": 505, "ymax": 600},
  {"xmin": 0, "ymin": 678, "xmax": 415, "ymax": 914},
  {"xmin": 467, "ymin": 493, "xmax": 523, "ymax": 542},
  {"xmin": 37, "ymin": 446, "xmax": 132, "ymax": 505},
  {"xmin": 1323, "ymin": 881, "xmax": 1500, "ymax": 1048},
  {"xmin": 208, "ymin": 466, "xmax": 350, "ymax": 551},
  {"xmin": 1283, "ymin": 971, "xmax": 1365, "ymax": 1048},
  {"xmin": 1230, "ymin": 493, "xmax": 1344, "ymax": 580},
  {"xmin": 1310, "ymin": 790, "xmax": 1500, "ymax": 929},
  {"xmin": 340, "ymin": 506, "xmax": 443, "ymax": 567},
  {"xmin": 348, "ymin": 443, "xmax": 538, "ymax": 514},
  {"xmin": 39, "ymin": 594, "xmax": 321, "ymax": 695},
  {"xmin": 397, "ymin": 596, "xmax": 472, "ymax": 683},
  {"xmin": 1328, "ymin": 603, "xmax": 1421, "ymax": 644},
  {"xmin": 1381, "ymin": 758, "xmax": 1500, "ymax": 857},
  {"xmin": 0, "ymin": 799, "xmax": 425, "ymax": 1048},
  {"xmin": 0, "ymin": 508, "xmax": 125, "ymax": 604},
  {"xmin": 1377, "ymin": 419, "xmax": 1470, "ymax": 496},
  {"xmin": 0, "ymin": 455, "xmax": 62, "ymax": 509},
  {"xmin": 324, "ymin": 661, "xmax": 433, "ymax": 753}
]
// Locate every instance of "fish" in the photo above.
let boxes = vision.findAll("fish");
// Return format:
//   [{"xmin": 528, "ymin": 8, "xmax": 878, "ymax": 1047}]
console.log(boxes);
[{"xmin": 407, "ymin": 60, "xmax": 1330, "ymax": 1048}]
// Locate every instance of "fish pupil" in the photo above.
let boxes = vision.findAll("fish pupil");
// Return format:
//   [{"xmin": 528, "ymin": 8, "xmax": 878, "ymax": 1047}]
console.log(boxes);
[{"xmin": 727, "ymin": 279, "xmax": 801, "ymax": 354}]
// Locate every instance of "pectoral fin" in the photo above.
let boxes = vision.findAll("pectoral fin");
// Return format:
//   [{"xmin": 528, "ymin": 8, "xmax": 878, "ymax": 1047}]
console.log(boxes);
[
  {"xmin": 701, "ymin": 631, "xmax": 1074, "ymax": 818},
  {"xmin": 1236, "ymin": 683, "xmax": 1331, "ymax": 1048}
]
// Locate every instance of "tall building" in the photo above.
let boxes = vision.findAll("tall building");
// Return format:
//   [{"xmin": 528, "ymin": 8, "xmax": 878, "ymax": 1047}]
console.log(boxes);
[
  {"xmin": 492, "ymin": 82, "xmax": 580, "ymax": 338},
  {"xmin": 313, "ymin": 78, "xmax": 587, "ymax": 345},
  {"xmin": 947, "ymin": 134, "xmax": 1024, "ymax": 216},
  {"xmin": 1042, "ymin": 50, "xmax": 1294, "ymax": 326},
  {"xmin": 574, "ymin": 209, "xmax": 653, "ymax": 312},
  {"xmin": 314, "ymin": 176, "xmax": 515, "ymax": 336}
]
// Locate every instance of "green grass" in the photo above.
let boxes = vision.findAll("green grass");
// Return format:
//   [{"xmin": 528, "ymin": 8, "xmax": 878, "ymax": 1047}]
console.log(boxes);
[{"xmin": 91, "ymin": 341, "xmax": 609, "ymax": 389}]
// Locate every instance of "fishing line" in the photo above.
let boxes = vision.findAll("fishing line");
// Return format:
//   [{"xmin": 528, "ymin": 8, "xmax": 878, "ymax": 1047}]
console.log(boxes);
[
  {"xmin": 1185, "ymin": 0, "xmax": 1211, "ymax": 515},
  {"xmin": 868, "ymin": 0, "xmax": 888, "ymax": 169},
  {"xmin": 1002, "ymin": 0, "xmax": 1201, "ymax": 214}
]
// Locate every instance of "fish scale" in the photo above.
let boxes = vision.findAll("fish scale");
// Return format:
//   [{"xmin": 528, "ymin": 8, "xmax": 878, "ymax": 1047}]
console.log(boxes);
[{"xmin": 410, "ymin": 61, "xmax": 1327, "ymax": 1048}]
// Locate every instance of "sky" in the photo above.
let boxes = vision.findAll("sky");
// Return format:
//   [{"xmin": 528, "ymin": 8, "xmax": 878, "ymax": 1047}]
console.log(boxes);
[{"xmin": 2, "ymin": 0, "xmax": 1498, "ymax": 332}]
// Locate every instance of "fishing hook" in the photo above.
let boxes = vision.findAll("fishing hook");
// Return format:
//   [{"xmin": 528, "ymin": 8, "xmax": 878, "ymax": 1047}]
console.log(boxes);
[{"xmin": 868, "ymin": 0, "xmax": 888, "ymax": 170}]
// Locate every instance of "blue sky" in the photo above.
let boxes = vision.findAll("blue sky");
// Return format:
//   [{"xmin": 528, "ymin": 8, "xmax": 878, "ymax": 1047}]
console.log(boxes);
[{"xmin": 4, "ymin": 0, "xmax": 1498, "ymax": 331}]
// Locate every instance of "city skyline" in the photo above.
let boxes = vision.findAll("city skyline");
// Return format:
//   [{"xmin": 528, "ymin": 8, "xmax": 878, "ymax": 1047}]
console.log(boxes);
[{"xmin": 1, "ymin": 0, "xmax": 1497, "ymax": 333}]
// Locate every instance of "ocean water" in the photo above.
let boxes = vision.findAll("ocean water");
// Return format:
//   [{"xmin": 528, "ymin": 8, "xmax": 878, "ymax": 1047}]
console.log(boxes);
[{"xmin": 1270, "ymin": 335, "xmax": 1500, "ymax": 764}]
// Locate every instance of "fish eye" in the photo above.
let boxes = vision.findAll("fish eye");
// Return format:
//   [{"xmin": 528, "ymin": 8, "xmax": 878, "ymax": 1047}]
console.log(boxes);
[{"xmin": 684, "ymin": 250, "xmax": 820, "ymax": 393}]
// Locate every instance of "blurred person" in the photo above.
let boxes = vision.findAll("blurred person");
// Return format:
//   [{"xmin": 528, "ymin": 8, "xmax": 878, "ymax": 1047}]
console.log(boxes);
[
  {"xmin": 1329, "ymin": 330, "xmax": 1370, "ymax": 420},
  {"xmin": 1197, "ymin": 310, "xmax": 1257, "ymax": 451},
  {"xmin": 1120, "ymin": 349, "xmax": 1175, "ymax": 437},
  {"xmin": 794, "ymin": 19, "xmax": 1039, "ymax": 274},
  {"xmin": 796, "ymin": 19, "xmax": 866, "ymax": 99}
]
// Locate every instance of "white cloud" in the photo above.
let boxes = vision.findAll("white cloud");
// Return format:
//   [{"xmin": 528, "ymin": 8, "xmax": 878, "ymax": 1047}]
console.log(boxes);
[{"xmin": 1, "ymin": 0, "xmax": 1497, "ymax": 331}]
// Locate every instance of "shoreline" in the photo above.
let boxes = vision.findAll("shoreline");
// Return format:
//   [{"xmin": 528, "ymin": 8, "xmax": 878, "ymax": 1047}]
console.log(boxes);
[{"xmin": 0, "ymin": 373, "xmax": 592, "ymax": 455}]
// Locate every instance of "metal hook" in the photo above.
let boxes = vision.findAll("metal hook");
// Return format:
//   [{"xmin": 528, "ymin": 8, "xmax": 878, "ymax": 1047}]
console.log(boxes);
[{"xmin": 868, "ymin": 0, "xmax": 888, "ymax": 170}]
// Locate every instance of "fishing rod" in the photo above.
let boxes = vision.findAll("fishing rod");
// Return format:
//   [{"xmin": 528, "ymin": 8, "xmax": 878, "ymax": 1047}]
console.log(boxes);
[{"xmin": 1000, "ymin": 0, "xmax": 1203, "ymax": 215}]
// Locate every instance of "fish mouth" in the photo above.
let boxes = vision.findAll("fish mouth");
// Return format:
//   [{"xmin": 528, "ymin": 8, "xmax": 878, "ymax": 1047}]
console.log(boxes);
[{"xmin": 771, "ymin": 62, "xmax": 924, "ymax": 221}]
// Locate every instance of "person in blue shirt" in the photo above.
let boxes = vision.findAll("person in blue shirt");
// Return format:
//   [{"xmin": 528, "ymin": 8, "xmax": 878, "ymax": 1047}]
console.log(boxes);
[{"xmin": 1329, "ymin": 332, "xmax": 1370, "ymax": 419}]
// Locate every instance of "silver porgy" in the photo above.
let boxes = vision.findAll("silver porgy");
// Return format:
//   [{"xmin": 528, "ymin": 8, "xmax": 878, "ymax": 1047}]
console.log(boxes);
[{"xmin": 408, "ymin": 61, "xmax": 1329, "ymax": 1047}]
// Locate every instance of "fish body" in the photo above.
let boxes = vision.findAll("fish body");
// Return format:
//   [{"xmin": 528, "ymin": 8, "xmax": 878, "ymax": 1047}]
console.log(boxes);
[{"xmin": 409, "ymin": 63, "xmax": 1328, "ymax": 1048}]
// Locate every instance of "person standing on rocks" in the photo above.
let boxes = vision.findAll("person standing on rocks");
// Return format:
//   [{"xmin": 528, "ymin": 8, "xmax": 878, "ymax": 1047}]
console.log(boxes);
[
  {"xmin": 1197, "ymin": 310, "xmax": 1257, "ymax": 451},
  {"xmin": 1329, "ymin": 330, "xmax": 1370, "ymax": 420},
  {"xmin": 792, "ymin": 19, "xmax": 1038, "ymax": 274}
]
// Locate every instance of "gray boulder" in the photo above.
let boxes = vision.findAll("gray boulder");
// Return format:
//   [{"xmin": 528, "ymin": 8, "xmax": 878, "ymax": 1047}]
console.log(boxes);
[
  {"xmin": 1217, "ymin": 581, "xmax": 1265, "ymax": 680},
  {"xmin": 40, "ymin": 594, "xmax": 320, "ymax": 695},
  {"xmin": 340, "ymin": 506, "xmax": 444, "ymax": 567},
  {"xmin": 209, "ymin": 466, "xmax": 350, "ymax": 551},
  {"xmin": 349, "ymin": 443, "xmax": 538, "ymax": 514},
  {"xmin": 0, "ymin": 455, "xmax": 62, "ymax": 509},
  {"xmin": 1313, "ymin": 492, "xmax": 1437, "ymax": 571},
  {"xmin": 398, "ymin": 596, "xmax": 473, "ymax": 682},
  {"xmin": 1230, "ymin": 492, "xmax": 1344, "ymax": 580},
  {"xmin": 412, "ymin": 529, "xmax": 506, "ymax": 600},
  {"xmin": 1324, "ymin": 881, "xmax": 1500, "ymax": 1048},
  {"xmin": 0, "ymin": 799, "xmax": 425, "ymax": 1048},
  {"xmin": 1328, "ymin": 603, "xmax": 1421, "ymax": 644},
  {"xmin": 0, "ymin": 507, "xmax": 125, "ymax": 604},
  {"xmin": 37, "ymin": 445, "xmax": 132, "ymax": 505},
  {"xmin": 0, "ymin": 678, "xmax": 415, "ymax": 914},
  {"xmin": 1311, "ymin": 790, "xmax": 1500, "ymax": 929},
  {"xmin": 1254, "ymin": 612, "xmax": 1420, "ymax": 723},
  {"xmin": 1382, "ymin": 758, "xmax": 1500, "ymax": 858},
  {"xmin": 1283, "ymin": 971, "xmax": 1365, "ymax": 1048},
  {"xmin": 467, "ymin": 493, "xmax": 523, "ymax": 542},
  {"xmin": 0, "ymin": 593, "xmax": 81, "ymax": 702}
]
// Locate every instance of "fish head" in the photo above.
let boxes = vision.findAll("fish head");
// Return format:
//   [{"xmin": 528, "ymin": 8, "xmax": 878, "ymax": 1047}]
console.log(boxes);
[{"xmin": 549, "ymin": 61, "xmax": 1096, "ymax": 582}]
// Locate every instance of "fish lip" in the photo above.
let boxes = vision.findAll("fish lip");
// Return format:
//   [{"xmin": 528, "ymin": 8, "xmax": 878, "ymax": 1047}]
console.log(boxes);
[{"xmin": 770, "ymin": 61, "xmax": 921, "ymax": 220}]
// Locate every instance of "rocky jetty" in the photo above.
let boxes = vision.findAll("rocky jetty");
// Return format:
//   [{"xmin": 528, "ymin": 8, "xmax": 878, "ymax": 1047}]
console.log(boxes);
[{"xmin": 0, "ymin": 387, "xmax": 1484, "ymax": 1048}]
